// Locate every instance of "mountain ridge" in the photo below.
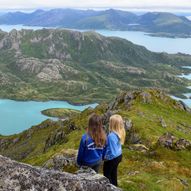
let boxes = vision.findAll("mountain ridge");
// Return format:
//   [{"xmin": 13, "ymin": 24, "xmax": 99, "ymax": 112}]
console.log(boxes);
[
  {"xmin": 0, "ymin": 9, "xmax": 191, "ymax": 37},
  {"xmin": 0, "ymin": 28, "xmax": 190, "ymax": 103}
]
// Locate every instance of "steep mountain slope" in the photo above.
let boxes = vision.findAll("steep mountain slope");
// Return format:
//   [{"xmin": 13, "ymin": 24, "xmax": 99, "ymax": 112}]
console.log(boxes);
[
  {"xmin": 0, "ymin": 9, "xmax": 191, "ymax": 36},
  {"xmin": 0, "ymin": 89, "xmax": 191, "ymax": 191},
  {"xmin": 0, "ymin": 29, "xmax": 190, "ymax": 103}
]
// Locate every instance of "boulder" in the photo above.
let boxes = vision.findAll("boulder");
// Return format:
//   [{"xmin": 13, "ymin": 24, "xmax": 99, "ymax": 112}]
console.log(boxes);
[
  {"xmin": 175, "ymin": 139, "xmax": 191, "ymax": 150},
  {"xmin": 43, "ymin": 149, "xmax": 77, "ymax": 171},
  {"xmin": 158, "ymin": 133, "xmax": 191, "ymax": 150},
  {"xmin": 158, "ymin": 132, "xmax": 175, "ymax": 149},
  {"xmin": 0, "ymin": 155, "xmax": 120, "ymax": 191}
]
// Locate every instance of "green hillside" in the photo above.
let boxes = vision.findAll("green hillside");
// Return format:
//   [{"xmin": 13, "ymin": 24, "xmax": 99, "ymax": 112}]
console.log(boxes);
[
  {"xmin": 0, "ymin": 29, "xmax": 190, "ymax": 103},
  {"xmin": 0, "ymin": 89, "xmax": 191, "ymax": 191}
]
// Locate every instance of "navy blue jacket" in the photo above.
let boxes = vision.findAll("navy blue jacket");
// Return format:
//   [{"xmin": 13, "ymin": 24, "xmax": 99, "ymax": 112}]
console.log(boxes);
[{"xmin": 77, "ymin": 133, "xmax": 105, "ymax": 166}]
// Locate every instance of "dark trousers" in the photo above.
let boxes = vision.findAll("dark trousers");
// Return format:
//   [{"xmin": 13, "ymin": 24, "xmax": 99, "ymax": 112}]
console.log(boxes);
[
  {"xmin": 91, "ymin": 163, "xmax": 100, "ymax": 173},
  {"xmin": 103, "ymin": 155, "xmax": 122, "ymax": 186},
  {"xmin": 82, "ymin": 162, "xmax": 100, "ymax": 173}
]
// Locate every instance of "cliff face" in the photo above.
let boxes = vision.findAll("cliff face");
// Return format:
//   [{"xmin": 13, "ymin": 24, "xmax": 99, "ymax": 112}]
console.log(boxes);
[{"xmin": 0, "ymin": 155, "xmax": 120, "ymax": 191}]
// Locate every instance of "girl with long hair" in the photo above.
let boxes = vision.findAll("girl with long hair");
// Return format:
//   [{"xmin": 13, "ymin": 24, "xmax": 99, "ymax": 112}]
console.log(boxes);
[
  {"xmin": 77, "ymin": 113, "xmax": 106, "ymax": 173},
  {"xmin": 103, "ymin": 114, "xmax": 126, "ymax": 186}
]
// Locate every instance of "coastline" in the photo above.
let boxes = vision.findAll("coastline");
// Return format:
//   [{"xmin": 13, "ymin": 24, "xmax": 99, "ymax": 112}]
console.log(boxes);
[{"xmin": 0, "ymin": 96, "xmax": 99, "ymax": 107}]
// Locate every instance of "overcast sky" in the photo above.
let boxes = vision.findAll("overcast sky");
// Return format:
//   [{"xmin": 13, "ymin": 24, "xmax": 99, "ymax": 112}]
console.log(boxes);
[{"xmin": 0, "ymin": 0, "xmax": 191, "ymax": 11}]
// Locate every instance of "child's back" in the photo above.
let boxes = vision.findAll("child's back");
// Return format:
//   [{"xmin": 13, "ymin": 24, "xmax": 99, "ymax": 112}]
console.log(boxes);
[
  {"xmin": 77, "ymin": 114, "xmax": 106, "ymax": 173},
  {"xmin": 77, "ymin": 133, "xmax": 104, "ymax": 166}
]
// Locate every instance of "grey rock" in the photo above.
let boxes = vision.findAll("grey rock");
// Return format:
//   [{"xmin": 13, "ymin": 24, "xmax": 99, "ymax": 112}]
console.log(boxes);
[
  {"xmin": 124, "ymin": 120, "xmax": 133, "ymax": 131},
  {"xmin": 43, "ymin": 150, "xmax": 77, "ymax": 171},
  {"xmin": 175, "ymin": 138, "xmax": 191, "ymax": 150},
  {"xmin": 0, "ymin": 155, "xmax": 121, "ymax": 191},
  {"xmin": 158, "ymin": 133, "xmax": 191, "ymax": 150},
  {"xmin": 128, "ymin": 144, "xmax": 149, "ymax": 152},
  {"xmin": 126, "ymin": 131, "xmax": 141, "ymax": 144},
  {"xmin": 158, "ymin": 132, "xmax": 175, "ymax": 149},
  {"xmin": 44, "ymin": 130, "xmax": 66, "ymax": 152},
  {"xmin": 124, "ymin": 92, "xmax": 135, "ymax": 109},
  {"xmin": 159, "ymin": 117, "xmax": 167, "ymax": 128}
]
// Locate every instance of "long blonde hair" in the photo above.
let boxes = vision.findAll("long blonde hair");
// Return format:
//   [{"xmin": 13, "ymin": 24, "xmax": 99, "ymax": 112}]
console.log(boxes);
[{"xmin": 109, "ymin": 114, "xmax": 126, "ymax": 145}]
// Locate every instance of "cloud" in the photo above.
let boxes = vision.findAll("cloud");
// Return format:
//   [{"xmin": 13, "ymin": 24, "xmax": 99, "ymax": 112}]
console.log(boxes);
[{"xmin": 0, "ymin": 0, "xmax": 191, "ymax": 10}]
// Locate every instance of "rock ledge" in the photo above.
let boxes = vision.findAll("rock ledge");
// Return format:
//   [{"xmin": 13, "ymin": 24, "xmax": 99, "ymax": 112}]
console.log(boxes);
[{"xmin": 0, "ymin": 155, "xmax": 120, "ymax": 191}]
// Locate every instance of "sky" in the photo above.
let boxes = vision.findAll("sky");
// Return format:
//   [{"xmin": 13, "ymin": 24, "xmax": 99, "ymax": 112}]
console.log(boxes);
[{"xmin": 0, "ymin": 0, "xmax": 191, "ymax": 11}]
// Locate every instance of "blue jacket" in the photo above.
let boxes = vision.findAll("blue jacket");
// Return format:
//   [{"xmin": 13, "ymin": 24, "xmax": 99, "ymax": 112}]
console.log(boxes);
[
  {"xmin": 77, "ymin": 133, "xmax": 105, "ymax": 166},
  {"xmin": 104, "ymin": 131, "xmax": 122, "ymax": 160}
]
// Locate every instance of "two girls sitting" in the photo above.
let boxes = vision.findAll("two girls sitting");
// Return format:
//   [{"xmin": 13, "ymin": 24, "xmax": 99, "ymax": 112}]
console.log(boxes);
[{"xmin": 77, "ymin": 114, "xmax": 126, "ymax": 186}]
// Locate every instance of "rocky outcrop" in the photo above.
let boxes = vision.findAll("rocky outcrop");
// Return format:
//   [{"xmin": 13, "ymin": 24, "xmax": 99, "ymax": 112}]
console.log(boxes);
[
  {"xmin": 43, "ymin": 149, "xmax": 77, "ymax": 171},
  {"xmin": 44, "ymin": 130, "xmax": 67, "ymax": 152},
  {"xmin": 177, "ymin": 100, "xmax": 191, "ymax": 113},
  {"xmin": 15, "ymin": 57, "xmax": 79, "ymax": 82},
  {"xmin": 0, "ymin": 155, "xmax": 120, "ymax": 191},
  {"xmin": 0, "ymin": 72, "xmax": 10, "ymax": 85},
  {"xmin": 158, "ymin": 132, "xmax": 191, "ymax": 150}
]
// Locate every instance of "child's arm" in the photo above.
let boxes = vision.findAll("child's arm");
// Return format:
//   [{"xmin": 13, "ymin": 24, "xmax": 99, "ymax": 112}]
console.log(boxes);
[
  {"xmin": 77, "ymin": 137, "xmax": 85, "ymax": 166},
  {"xmin": 102, "ymin": 138, "xmax": 108, "ymax": 160}
]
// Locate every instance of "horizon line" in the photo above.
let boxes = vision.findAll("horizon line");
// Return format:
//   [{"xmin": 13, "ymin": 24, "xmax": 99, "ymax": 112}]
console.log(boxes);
[{"xmin": 0, "ymin": 7, "xmax": 191, "ymax": 13}]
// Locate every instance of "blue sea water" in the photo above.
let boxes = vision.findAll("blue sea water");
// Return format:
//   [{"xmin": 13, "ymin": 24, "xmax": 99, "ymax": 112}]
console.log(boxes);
[
  {"xmin": 179, "ymin": 66, "xmax": 191, "ymax": 80},
  {"xmin": 0, "ymin": 25, "xmax": 191, "ymax": 55},
  {"xmin": 0, "ymin": 25, "xmax": 191, "ymax": 135},
  {"xmin": 0, "ymin": 99, "xmax": 97, "ymax": 135}
]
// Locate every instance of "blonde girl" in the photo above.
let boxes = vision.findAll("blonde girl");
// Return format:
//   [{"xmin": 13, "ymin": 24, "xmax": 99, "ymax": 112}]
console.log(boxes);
[{"xmin": 103, "ymin": 114, "xmax": 126, "ymax": 186}]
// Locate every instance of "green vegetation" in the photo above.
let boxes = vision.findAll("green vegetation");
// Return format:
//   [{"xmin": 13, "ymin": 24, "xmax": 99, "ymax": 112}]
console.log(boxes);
[
  {"xmin": 41, "ymin": 108, "xmax": 80, "ymax": 118},
  {"xmin": 0, "ymin": 89, "xmax": 191, "ymax": 190},
  {"xmin": 0, "ymin": 29, "xmax": 191, "ymax": 103}
]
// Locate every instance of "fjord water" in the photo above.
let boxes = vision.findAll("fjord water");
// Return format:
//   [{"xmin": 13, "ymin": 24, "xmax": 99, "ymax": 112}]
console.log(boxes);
[
  {"xmin": 0, "ymin": 25, "xmax": 191, "ymax": 135},
  {"xmin": 0, "ymin": 99, "xmax": 97, "ymax": 135},
  {"xmin": 1, "ymin": 25, "xmax": 191, "ymax": 54}
]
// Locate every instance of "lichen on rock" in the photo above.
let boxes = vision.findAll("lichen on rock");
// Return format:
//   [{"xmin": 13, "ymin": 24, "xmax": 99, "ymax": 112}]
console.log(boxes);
[{"xmin": 0, "ymin": 155, "xmax": 121, "ymax": 191}]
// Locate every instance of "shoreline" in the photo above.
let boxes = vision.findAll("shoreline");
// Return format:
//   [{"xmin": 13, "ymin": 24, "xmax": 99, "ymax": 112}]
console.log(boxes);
[
  {"xmin": 1, "ymin": 24, "xmax": 191, "ymax": 40},
  {"xmin": 0, "ymin": 97, "xmax": 98, "ymax": 107}
]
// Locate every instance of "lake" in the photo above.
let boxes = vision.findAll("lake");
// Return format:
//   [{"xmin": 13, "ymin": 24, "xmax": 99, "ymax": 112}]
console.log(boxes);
[
  {"xmin": 0, "ymin": 25, "xmax": 191, "ymax": 55},
  {"xmin": 0, "ymin": 99, "xmax": 97, "ymax": 135},
  {"xmin": 0, "ymin": 25, "xmax": 191, "ymax": 135}
]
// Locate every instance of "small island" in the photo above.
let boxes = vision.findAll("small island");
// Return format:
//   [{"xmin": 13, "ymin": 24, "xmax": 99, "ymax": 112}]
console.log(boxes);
[{"xmin": 41, "ymin": 108, "xmax": 80, "ymax": 120}]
